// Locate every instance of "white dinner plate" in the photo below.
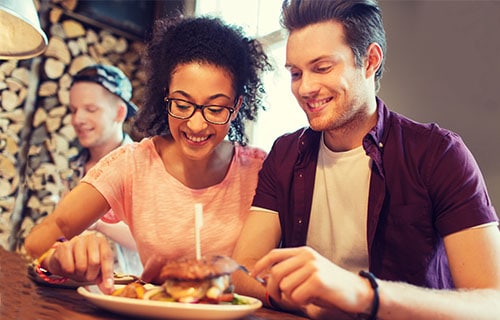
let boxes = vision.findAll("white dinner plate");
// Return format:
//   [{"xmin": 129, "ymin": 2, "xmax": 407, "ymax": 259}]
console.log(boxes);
[{"xmin": 77, "ymin": 285, "xmax": 262, "ymax": 319}]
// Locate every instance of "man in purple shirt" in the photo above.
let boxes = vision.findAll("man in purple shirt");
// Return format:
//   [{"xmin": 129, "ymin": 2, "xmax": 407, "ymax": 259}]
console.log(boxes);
[{"xmin": 232, "ymin": 1, "xmax": 500, "ymax": 319}]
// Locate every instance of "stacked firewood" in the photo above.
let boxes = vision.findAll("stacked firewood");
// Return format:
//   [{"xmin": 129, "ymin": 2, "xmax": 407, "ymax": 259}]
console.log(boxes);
[
  {"xmin": 0, "ymin": 0, "xmax": 146, "ymax": 251},
  {"xmin": 0, "ymin": 59, "xmax": 30, "ymax": 249}
]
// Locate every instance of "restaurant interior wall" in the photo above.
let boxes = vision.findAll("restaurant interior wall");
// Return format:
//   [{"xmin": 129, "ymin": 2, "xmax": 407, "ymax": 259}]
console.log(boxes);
[{"xmin": 377, "ymin": 1, "xmax": 500, "ymax": 217}]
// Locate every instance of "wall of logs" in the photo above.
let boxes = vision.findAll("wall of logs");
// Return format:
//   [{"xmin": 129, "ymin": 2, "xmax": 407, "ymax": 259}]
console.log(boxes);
[{"xmin": 0, "ymin": 0, "xmax": 147, "ymax": 251}]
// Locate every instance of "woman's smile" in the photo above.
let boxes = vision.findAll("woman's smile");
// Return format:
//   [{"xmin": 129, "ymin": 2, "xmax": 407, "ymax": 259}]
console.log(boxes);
[{"xmin": 184, "ymin": 132, "xmax": 211, "ymax": 144}]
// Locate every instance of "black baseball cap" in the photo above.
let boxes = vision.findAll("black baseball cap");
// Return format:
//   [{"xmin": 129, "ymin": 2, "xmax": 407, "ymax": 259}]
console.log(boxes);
[{"xmin": 71, "ymin": 64, "xmax": 138, "ymax": 120}]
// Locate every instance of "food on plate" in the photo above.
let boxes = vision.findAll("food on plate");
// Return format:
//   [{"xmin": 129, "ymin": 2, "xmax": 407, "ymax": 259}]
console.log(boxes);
[
  {"xmin": 112, "ymin": 255, "xmax": 243, "ymax": 304},
  {"xmin": 111, "ymin": 281, "xmax": 147, "ymax": 299}
]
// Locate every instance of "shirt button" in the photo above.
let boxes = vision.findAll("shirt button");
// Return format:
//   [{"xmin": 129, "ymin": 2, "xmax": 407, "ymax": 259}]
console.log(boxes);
[
  {"xmin": 298, "ymin": 173, "xmax": 303, "ymax": 178},
  {"xmin": 378, "ymin": 142, "xmax": 384, "ymax": 148},
  {"xmin": 298, "ymin": 219, "xmax": 303, "ymax": 224}
]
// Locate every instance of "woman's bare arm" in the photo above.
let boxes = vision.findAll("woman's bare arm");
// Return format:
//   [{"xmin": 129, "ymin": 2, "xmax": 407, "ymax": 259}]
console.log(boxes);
[{"xmin": 25, "ymin": 182, "xmax": 110, "ymax": 259}]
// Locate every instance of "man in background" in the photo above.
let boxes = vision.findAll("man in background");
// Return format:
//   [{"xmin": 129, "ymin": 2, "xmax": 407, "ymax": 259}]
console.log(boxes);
[{"xmin": 65, "ymin": 64, "xmax": 142, "ymax": 275}]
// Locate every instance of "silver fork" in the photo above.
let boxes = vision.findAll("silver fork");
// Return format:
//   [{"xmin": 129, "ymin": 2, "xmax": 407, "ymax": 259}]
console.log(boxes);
[
  {"xmin": 238, "ymin": 265, "xmax": 267, "ymax": 285},
  {"xmin": 113, "ymin": 272, "xmax": 145, "ymax": 284}
]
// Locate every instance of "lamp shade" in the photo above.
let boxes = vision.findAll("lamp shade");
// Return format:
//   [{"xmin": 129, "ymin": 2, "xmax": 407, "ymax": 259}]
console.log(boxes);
[{"xmin": 0, "ymin": 0, "xmax": 48, "ymax": 59}]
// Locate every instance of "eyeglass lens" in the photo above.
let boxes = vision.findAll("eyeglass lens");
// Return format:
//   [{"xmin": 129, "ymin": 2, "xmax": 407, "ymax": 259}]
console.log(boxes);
[{"xmin": 168, "ymin": 99, "xmax": 232, "ymax": 124}]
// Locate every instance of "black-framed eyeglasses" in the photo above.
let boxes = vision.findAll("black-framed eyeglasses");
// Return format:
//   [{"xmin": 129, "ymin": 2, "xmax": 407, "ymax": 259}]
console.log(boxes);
[{"xmin": 164, "ymin": 97, "xmax": 236, "ymax": 125}]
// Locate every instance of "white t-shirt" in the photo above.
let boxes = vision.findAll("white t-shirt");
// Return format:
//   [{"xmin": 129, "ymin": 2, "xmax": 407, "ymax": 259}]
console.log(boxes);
[{"xmin": 307, "ymin": 135, "xmax": 371, "ymax": 272}]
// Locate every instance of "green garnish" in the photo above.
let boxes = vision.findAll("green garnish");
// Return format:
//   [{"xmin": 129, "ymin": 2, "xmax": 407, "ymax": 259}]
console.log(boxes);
[{"xmin": 231, "ymin": 293, "xmax": 250, "ymax": 305}]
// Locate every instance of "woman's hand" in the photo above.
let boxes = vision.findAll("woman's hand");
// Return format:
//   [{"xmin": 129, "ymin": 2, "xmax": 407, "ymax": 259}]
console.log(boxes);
[{"xmin": 45, "ymin": 232, "xmax": 115, "ymax": 294}]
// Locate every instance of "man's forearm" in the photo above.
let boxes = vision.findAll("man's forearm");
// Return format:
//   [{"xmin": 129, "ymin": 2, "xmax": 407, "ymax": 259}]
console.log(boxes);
[{"xmin": 376, "ymin": 281, "xmax": 500, "ymax": 320}]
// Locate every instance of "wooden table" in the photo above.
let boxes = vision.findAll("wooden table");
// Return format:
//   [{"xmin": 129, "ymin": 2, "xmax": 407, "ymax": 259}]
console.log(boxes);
[{"xmin": 0, "ymin": 247, "xmax": 308, "ymax": 319}]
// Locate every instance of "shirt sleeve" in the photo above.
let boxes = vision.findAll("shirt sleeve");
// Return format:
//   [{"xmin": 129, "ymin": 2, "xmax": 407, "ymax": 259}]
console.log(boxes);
[
  {"xmin": 426, "ymin": 130, "xmax": 497, "ymax": 236},
  {"xmin": 251, "ymin": 139, "xmax": 281, "ymax": 212},
  {"xmin": 81, "ymin": 145, "xmax": 132, "ymax": 222}
]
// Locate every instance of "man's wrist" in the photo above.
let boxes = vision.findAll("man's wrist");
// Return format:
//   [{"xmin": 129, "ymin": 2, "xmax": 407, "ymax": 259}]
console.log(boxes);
[{"xmin": 356, "ymin": 270, "xmax": 379, "ymax": 320}]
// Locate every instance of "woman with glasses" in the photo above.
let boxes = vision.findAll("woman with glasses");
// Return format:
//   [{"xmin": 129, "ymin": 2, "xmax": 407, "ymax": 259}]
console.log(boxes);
[{"xmin": 25, "ymin": 15, "xmax": 272, "ymax": 294}]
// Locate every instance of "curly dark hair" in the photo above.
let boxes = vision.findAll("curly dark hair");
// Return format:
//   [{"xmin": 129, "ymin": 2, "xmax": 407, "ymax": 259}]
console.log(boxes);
[{"xmin": 135, "ymin": 15, "xmax": 273, "ymax": 145}]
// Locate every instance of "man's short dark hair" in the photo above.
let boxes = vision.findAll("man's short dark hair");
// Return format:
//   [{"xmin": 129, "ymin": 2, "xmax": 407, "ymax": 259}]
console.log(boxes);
[{"xmin": 281, "ymin": 0, "xmax": 386, "ymax": 91}]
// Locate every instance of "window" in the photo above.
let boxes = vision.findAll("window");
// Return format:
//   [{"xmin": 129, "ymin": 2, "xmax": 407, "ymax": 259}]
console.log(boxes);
[{"xmin": 195, "ymin": 0, "xmax": 308, "ymax": 151}]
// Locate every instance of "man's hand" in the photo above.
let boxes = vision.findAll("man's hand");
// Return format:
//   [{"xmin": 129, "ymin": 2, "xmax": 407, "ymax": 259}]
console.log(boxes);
[{"xmin": 253, "ymin": 246, "xmax": 371, "ymax": 317}]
